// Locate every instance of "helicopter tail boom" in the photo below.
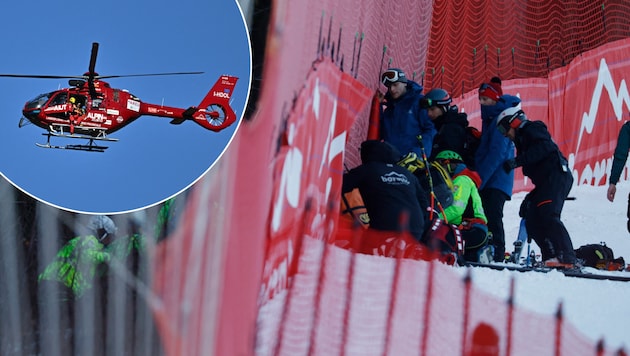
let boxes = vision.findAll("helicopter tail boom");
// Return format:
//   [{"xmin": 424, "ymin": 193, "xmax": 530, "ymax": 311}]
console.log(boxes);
[{"xmin": 188, "ymin": 75, "xmax": 239, "ymax": 132}]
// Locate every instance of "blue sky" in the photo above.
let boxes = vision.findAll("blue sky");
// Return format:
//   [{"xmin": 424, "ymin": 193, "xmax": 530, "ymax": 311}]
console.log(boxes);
[{"xmin": 0, "ymin": 0, "xmax": 251, "ymax": 214}]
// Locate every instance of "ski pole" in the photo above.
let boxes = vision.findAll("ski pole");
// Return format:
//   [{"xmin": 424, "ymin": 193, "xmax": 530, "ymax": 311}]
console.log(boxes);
[{"xmin": 416, "ymin": 135, "xmax": 448, "ymax": 223}]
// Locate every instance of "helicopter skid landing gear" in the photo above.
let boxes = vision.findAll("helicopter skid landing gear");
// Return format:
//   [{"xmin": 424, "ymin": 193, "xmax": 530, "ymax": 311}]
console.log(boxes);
[{"xmin": 37, "ymin": 126, "xmax": 118, "ymax": 152}]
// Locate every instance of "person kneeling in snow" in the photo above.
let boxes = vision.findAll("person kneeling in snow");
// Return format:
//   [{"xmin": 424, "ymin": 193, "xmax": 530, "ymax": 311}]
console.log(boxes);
[
  {"xmin": 433, "ymin": 150, "xmax": 492, "ymax": 262},
  {"xmin": 342, "ymin": 140, "xmax": 431, "ymax": 242}
]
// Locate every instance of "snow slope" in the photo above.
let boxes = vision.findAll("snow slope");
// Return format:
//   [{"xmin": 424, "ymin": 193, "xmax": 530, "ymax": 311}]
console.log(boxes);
[
  {"xmin": 464, "ymin": 181, "xmax": 630, "ymax": 350},
  {"xmin": 256, "ymin": 182, "xmax": 630, "ymax": 354}
]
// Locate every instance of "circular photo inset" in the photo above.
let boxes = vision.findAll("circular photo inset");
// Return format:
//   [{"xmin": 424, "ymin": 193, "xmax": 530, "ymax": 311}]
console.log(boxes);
[{"xmin": 0, "ymin": 0, "xmax": 251, "ymax": 214}]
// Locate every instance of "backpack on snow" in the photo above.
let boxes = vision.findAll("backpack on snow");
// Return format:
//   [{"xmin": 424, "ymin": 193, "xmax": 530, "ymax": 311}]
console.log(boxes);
[{"xmin": 574, "ymin": 243, "xmax": 626, "ymax": 271}]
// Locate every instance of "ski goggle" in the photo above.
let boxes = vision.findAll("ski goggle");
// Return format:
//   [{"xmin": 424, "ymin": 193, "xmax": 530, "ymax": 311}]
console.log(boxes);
[
  {"xmin": 419, "ymin": 97, "xmax": 451, "ymax": 109},
  {"xmin": 497, "ymin": 110, "xmax": 524, "ymax": 135},
  {"xmin": 381, "ymin": 70, "xmax": 404, "ymax": 86},
  {"xmin": 419, "ymin": 97, "xmax": 436, "ymax": 109}
]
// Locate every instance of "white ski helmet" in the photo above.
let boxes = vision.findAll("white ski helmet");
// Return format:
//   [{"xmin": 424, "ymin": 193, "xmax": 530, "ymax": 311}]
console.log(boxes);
[{"xmin": 496, "ymin": 106, "xmax": 526, "ymax": 134}]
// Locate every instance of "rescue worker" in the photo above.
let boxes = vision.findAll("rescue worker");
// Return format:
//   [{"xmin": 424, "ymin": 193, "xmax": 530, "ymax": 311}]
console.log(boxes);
[
  {"xmin": 498, "ymin": 107, "xmax": 577, "ymax": 267},
  {"xmin": 342, "ymin": 139, "xmax": 430, "ymax": 242},
  {"xmin": 433, "ymin": 150, "xmax": 491, "ymax": 262}
]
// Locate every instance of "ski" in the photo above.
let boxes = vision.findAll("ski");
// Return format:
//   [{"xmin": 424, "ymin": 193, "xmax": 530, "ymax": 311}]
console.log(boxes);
[
  {"xmin": 465, "ymin": 261, "xmax": 551, "ymax": 273},
  {"xmin": 561, "ymin": 268, "xmax": 630, "ymax": 282},
  {"xmin": 465, "ymin": 261, "xmax": 630, "ymax": 282}
]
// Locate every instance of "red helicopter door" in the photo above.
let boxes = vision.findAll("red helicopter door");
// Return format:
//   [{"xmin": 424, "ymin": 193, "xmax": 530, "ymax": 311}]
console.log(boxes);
[{"xmin": 43, "ymin": 91, "xmax": 69, "ymax": 116}]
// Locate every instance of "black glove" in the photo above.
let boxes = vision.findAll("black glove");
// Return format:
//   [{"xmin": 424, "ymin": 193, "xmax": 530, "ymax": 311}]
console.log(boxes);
[{"xmin": 502, "ymin": 159, "xmax": 517, "ymax": 173}]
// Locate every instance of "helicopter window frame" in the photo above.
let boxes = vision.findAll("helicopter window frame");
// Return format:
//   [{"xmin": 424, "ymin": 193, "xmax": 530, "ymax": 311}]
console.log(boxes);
[
  {"xmin": 24, "ymin": 92, "xmax": 54, "ymax": 110},
  {"xmin": 49, "ymin": 91, "xmax": 69, "ymax": 106}
]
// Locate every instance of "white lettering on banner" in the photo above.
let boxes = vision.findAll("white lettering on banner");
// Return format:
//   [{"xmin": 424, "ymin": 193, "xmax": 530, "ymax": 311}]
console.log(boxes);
[
  {"xmin": 265, "ymin": 70, "xmax": 367, "ymax": 302},
  {"xmin": 572, "ymin": 153, "xmax": 612, "ymax": 185},
  {"xmin": 127, "ymin": 99, "xmax": 140, "ymax": 112},
  {"xmin": 259, "ymin": 258, "xmax": 289, "ymax": 300},
  {"xmin": 576, "ymin": 58, "xmax": 630, "ymax": 154},
  {"xmin": 271, "ymin": 76, "xmax": 349, "ymax": 234},
  {"xmin": 213, "ymin": 91, "xmax": 230, "ymax": 99},
  {"xmin": 271, "ymin": 140, "xmax": 303, "ymax": 232}
]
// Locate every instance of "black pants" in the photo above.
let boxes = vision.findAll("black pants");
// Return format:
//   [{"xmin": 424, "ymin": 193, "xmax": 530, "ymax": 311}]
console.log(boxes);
[
  {"xmin": 462, "ymin": 225, "xmax": 489, "ymax": 262},
  {"xmin": 480, "ymin": 188, "xmax": 510, "ymax": 261},
  {"xmin": 524, "ymin": 171, "xmax": 576, "ymax": 263}
]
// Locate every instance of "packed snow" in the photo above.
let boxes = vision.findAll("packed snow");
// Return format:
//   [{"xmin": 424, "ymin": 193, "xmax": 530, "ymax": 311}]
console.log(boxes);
[
  {"xmin": 463, "ymin": 181, "xmax": 630, "ymax": 350},
  {"xmin": 256, "ymin": 182, "xmax": 630, "ymax": 354}
]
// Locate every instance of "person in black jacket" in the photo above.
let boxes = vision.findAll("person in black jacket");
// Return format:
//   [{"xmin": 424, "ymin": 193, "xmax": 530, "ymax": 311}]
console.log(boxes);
[
  {"xmin": 498, "ymin": 107, "xmax": 577, "ymax": 267},
  {"xmin": 420, "ymin": 88, "xmax": 470, "ymax": 164},
  {"xmin": 606, "ymin": 121, "xmax": 630, "ymax": 232},
  {"xmin": 342, "ymin": 140, "xmax": 430, "ymax": 242}
]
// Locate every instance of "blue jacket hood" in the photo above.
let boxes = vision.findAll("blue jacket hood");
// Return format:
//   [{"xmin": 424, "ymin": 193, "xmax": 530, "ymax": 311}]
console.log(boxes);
[{"xmin": 475, "ymin": 94, "xmax": 520, "ymax": 195}]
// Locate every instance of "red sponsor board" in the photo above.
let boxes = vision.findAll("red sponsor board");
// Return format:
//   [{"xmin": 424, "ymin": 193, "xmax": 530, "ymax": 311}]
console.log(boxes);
[
  {"xmin": 552, "ymin": 40, "xmax": 630, "ymax": 186},
  {"xmin": 455, "ymin": 38, "xmax": 630, "ymax": 193},
  {"xmin": 259, "ymin": 59, "xmax": 374, "ymax": 302}
]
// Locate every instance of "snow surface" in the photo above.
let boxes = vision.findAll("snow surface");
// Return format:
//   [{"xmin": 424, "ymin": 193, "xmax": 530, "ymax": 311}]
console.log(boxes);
[
  {"xmin": 256, "ymin": 182, "xmax": 630, "ymax": 354},
  {"xmin": 460, "ymin": 181, "xmax": 630, "ymax": 350}
]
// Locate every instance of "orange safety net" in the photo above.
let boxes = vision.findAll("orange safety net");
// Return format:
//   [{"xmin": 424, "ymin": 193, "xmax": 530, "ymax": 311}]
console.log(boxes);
[{"xmin": 424, "ymin": 0, "xmax": 630, "ymax": 97}]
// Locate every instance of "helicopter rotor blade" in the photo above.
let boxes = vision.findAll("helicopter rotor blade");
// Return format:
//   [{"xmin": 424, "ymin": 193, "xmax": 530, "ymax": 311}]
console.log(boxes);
[
  {"xmin": 96, "ymin": 72, "xmax": 204, "ymax": 79},
  {"xmin": 88, "ymin": 42, "xmax": 99, "ymax": 76},
  {"xmin": 87, "ymin": 43, "xmax": 99, "ymax": 99},
  {"xmin": 0, "ymin": 74, "xmax": 86, "ymax": 79}
]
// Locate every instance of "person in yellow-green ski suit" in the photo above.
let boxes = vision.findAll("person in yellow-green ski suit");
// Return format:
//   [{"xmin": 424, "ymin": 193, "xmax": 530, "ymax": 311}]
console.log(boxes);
[{"xmin": 434, "ymin": 150, "xmax": 492, "ymax": 262}]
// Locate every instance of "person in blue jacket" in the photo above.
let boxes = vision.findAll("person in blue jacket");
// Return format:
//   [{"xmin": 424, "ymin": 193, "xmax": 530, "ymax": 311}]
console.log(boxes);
[
  {"xmin": 475, "ymin": 77, "xmax": 521, "ymax": 261},
  {"xmin": 380, "ymin": 68, "xmax": 436, "ymax": 158}
]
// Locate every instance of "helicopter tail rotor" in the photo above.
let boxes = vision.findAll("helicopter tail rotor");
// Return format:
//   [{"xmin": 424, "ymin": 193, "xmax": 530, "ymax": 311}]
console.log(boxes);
[{"xmin": 188, "ymin": 75, "xmax": 238, "ymax": 132}]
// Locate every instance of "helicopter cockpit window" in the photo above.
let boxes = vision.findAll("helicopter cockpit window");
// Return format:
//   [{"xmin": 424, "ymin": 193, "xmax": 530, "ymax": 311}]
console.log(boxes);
[
  {"xmin": 49, "ymin": 92, "xmax": 68, "ymax": 106},
  {"xmin": 24, "ymin": 92, "xmax": 54, "ymax": 110}
]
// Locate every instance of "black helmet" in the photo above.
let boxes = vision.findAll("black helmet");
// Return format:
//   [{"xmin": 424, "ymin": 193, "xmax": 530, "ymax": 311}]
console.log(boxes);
[{"xmin": 420, "ymin": 88, "xmax": 452, "ymax": 109}]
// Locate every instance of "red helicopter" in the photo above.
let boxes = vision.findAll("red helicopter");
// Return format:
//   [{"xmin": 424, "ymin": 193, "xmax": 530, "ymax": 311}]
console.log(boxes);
[{"xmin": 0, "ymin": 42, "xmax": 239, "ymax": 152}]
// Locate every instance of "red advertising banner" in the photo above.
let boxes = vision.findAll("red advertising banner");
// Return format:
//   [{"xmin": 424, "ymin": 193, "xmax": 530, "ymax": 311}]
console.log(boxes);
[
  {"xmin": 552, "ymin": 40, "xmax": 630, "ymax": 186},
  {"xmin": 259, "ymin": 59, "xmax": 374, "ymax": 302},
  {"xmin": 455, "ymin": 38, "xmax": 630, "ymax": 193}
]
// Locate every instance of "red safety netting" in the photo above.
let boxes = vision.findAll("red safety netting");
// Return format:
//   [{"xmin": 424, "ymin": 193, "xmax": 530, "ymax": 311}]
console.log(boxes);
[
  {"xmin": 424, "ymin": 0, "xmax": 630, "ymax": 98},
  {"xmin": 148, "ymin": 0, "xmax": 630, "ymax": 355}
]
